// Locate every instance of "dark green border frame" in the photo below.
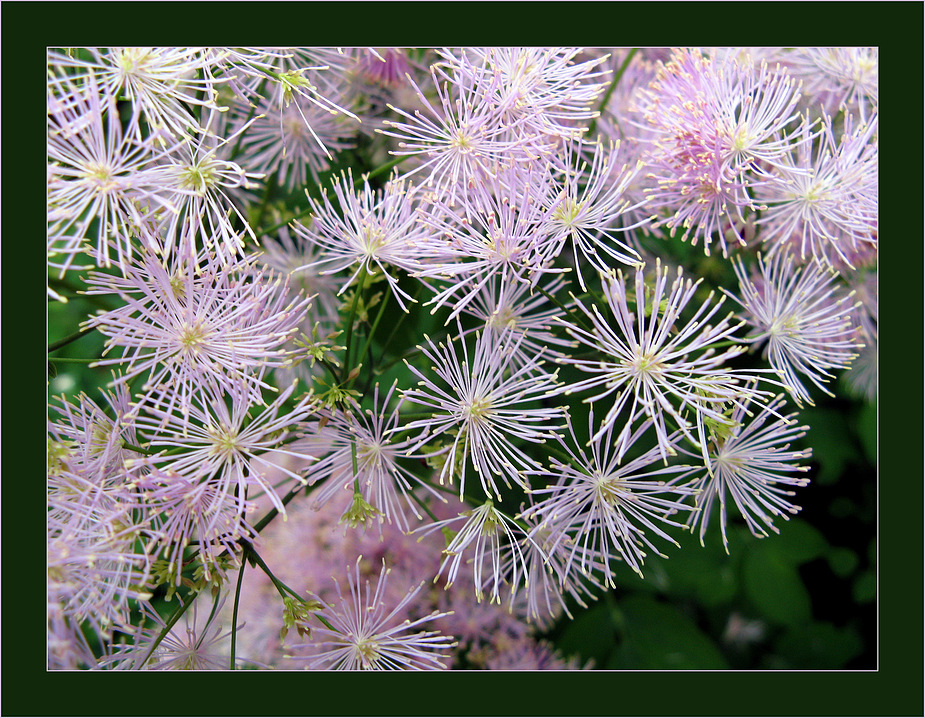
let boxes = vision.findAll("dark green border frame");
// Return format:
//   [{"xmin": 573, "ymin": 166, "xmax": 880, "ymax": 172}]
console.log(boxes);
[{"xmin": 7, "ymin": 3, "xmax": 921, "ymax": 716}]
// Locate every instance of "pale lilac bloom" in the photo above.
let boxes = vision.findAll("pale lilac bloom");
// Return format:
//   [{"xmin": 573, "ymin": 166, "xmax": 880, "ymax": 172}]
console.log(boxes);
[
  {"xmin": 84, "ymin": 249, "xmax": 311, "ymax": 424},
  {"xmin": 842, "ymin": 270, "xmax": 878, "ymax": 402},
  {"xmin": 377, "ymin": 57, "xmax": 541, "ymax": 207},
  {"xmin": 414, "ymin": 161, "xmax": 567, "ymax": 322},
  {"xmin": 728, "ymin": 252, "xmax": 862, "ymax": 406},
  {"xmin": 509, "ymin": 516, "xmax": 606, "ymax": 628},
  {"xmin": 754, "ymin": 112, "xmax": 878, "ymax": 271},
  {"xmin": 441, "ymin": 47, "xmax": 611, "ymax": 142},
  {"xmin": 99, "ymin": 593, "xmax": 256, "ymax": 670},
  {"xmin": 414, "ymin": 499, "xmax": 534, "ymax": 606},
  {"xmin": 48, "ymin": 47, "xmax": 223, "ymax": 141},
  {"xmin": 293, "ymin": 557, "xmax": 456, "ymax": 670},
  {"xmin": 140, "ymin": 108, "xmax": 262, "ymax": 265},
  {"xmin": 47, "ymin": 479, "xmax": 152, "ymax": 647},
  {"xmin": 453, "ymin": 274, "xmax": 575, "ymax": 369},
  {"xmin": 47, "ymin": 381, "xmax": 141, "ymax": 481},
  {"xmin": 485, "ymin": 636, "xmax": 588, "ymax": 670},
  {"xmin": 292, "ymin": 170, "xmax": 429, "ymax": 311},
  {"xmin": 637, "ymin": 48, "xmax": 803, "ymax": 257},
  {"xmin": 558, "ymin": 260, "xmax": 764, "ymax": 464},
  {"xmin": 224, "ymin": 89, "xmax": 357, "ymax": 192},
  {"xmin": 297, "ymin": 382, "xmax": 445, "ymax": 534},
  {"xmin": 543, "ymin": 136, "xmax": 648, "ymax": 288},
  {"xmin": 136, "ymin": 381, "xmax": 319, "ymax": 520},
  {"xmin": 787, "ymin": 47, "xmax": 878, "ymax": 123},
  {"xmin": 136, "ymin": 467, "xmax": 255, "ymax": 585},
  {"xmin": 684, "ymin": 393, "xmax": 811, "ymax": 551},
  {"xmin": 521, "ymin": 412, "xmax": 697, "ymax": 585},
  {"xmin": 402, "ymin": 324, "xmax": 566, "ymax": 501},
  {"xmin": 47, "ymin": 71, "xmax": 168, "ymax": 275}
]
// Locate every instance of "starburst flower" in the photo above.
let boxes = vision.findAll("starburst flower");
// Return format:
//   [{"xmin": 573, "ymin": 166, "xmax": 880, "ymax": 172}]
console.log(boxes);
[
  {"xmin": 83, "ymin": 248, "xmax": 311, "ymax": 424},
  {"xmin": 637, "ymin": 48, "xmax": 803, "ymax": 257},
  {"xmin": 47, "ymin": 379, "xmax": 140, "ymax": 480},
  {"xmin": 100, "ymin": 593, "xmax": 257, "ymax": 670},
  {"xmin": 377, "ymin": 57, "xmax": 542, "ymax": 207},
  {"xmin": 753, "ymin": 112, "xmax": 878, "ymax": 270},
  {"xmin": 415, "ymin": 498, "xmax": 535, "ymax": 605},
  {"xmin": 543, "ymin": 136, "xmax": 648, "ymax": 288},
  {"xmin": 48, "ymin": 47, "xmax": 223, "ymax": 141},
  {"xmin": 414, "ymin": 160, "xmax": 567, "ymax": 321},
  {"xmin": 138, "ymin": 108, "xmax": 263, "ymax": 264},
  {"xmin": 292, "ymin": 169, "xmax": 429, "ymax": 311},
  {"xmin": 558, "ymin": 260, "xmax": 765, "ymax": 463},
  {"xmin": 521, "ymin": 411, "xmax": 698, "ymax": 585},
  {"xmin": 136, "ymin": 380, "xmax": 319, "ymax": 520},
  {"xmin": 402, "ymin": 324, "xmax": 566, "ymax": 500},
  {"xmin": 453, "ymin": 274, "xmax": 575, "ymax": 368},
  {"xmin": 509, "ymin": 515, "xmax": 605, "ymax": 628},
  {"xmin": 684, "ymin": 393, "xmax": 811, "ymax": 551},
  {"xmin": 440, "ymin": 47, "xmax": 611, "ymax": 142},
  {"xmin": 47, "ymin": 71, "xmax": 168, "ymax": 275},
  {"xmin": 787, "ymin": 47, "xmax": 878, "ymax": 122},
  {"xmin": 728, "ymin": 251, "xmax": 862, "ymax": 406},
  {"xmin": 297, "ymin": 382, "xmax": 445, "ymax": 534},
  {"xmin": 136, "ymin": 467, "xmax": 255, "ymax": 585},
  {"xmin": 225, "ymin": 89, "xmax": 358, "ymax": 193},
  {"xmin": 47, "ymin": 479, "xmax": 152, "ymax": 645},
  {"xmin": 292, "ymin": 557, "xmax": 456, "ymax": 670}
]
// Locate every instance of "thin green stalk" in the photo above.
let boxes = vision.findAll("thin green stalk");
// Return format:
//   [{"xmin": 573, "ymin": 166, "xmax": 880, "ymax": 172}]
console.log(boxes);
[
  {"xmin": 535, "ymin": 283, "xmax": 594, "ymax": 334},
  {"xmin": 228, "ymin": 78, "xmax": 268, "ymax": 161},
  {"xmin": 48, "ymin": 325, "xmax": 96, "ymax": 353},
  {"xmin": 341, "ymin": 269, "xmax": 369, "ymax": 380},
  {"xmin": 352, "ymin": 284, "xmax": 391, "ymax": 391},
  {"xmin": 230, "ymin": 559, "xmax": 246, "ymax": 670},
  {"xmin": 137, "ymin": 594, "xmax": 194, "ymax": 668},
  {"xmin": 587, "ymin": 48, "xmax": 638, "ymax": 138}
]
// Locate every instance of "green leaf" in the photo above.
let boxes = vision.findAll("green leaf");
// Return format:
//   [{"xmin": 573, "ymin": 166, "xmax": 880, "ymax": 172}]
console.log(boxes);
[
  {"xmin": 852, "ymin": 570, "xmax": 876, "ymax": 604},
  {"xmin": 827, "ymin": 547, "xmax": 860, "ymax": 578},
  {"xmin": 767, "ymin": 519, "xmax": 828, "ymax": 565},
  {"xmin": 553, "ymin": 602, "xmax": 616, "ymax": 668},
  {"xmin": 775, "ymin": 622, "xmax": 863, "ymax": 669},
  {"xmin": 800, "ymin": 408, "xmax": 860, "ymax": 485},
  {"xmin": 655, "ymin": 535, "xmax": 737, "ymax": 606},
  {"xmin": 606, "ymin": 595, "xmax": 728, "ymax": 669},
  {"xmin": 743, "ymin": 544, "xmax": 811, "ymax": 625},
  {"xmin": 856, "ymin": 401, "xmax": 877, "ymax": 467}
]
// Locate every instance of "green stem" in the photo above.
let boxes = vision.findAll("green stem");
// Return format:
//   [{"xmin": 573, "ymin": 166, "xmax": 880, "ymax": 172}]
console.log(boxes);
[
  {"xmin": 341, "ymin": 269, "xmax": 369, "ymax": 380},
  {"xmin": 245, "ymin": 544, "xmax": 302, "ymax": 602},
  {"xmin": 352, "ymin": 283, "xmax": 391, "ymax": 390},
  {"xmin": 228, "ymin": 78, "xmax": 268, "ymax": 161},
  {"xmin": 588, "ymin": 48, "xmax": 638, "ymax": 138},
  {"xmin": 252, "ymin": 170, "xmax": 277, "ymax": 238},
  {"xmin": 48, "ymin": 325, "xmax": 96, "ymax": 353},
  {"xmin": 250, "ymin": 482, "xmax": 310, "ymax": 535},
  {"xmin": 230, "ymin": 559, "xmax": 246, "ymax": 670},
  {"xmin": 535, "ymin": 284, "xmax": 594, "ymax": 334},
  {"xmin": 138, "ymin": 594, "xmax": 194, "ymax": 668}
]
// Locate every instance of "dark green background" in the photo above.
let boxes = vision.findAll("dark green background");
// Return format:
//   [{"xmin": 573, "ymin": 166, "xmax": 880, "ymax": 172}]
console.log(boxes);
[{"xmin": 10, "ymin": 3, "xmax": 923, "ymax": 717}]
